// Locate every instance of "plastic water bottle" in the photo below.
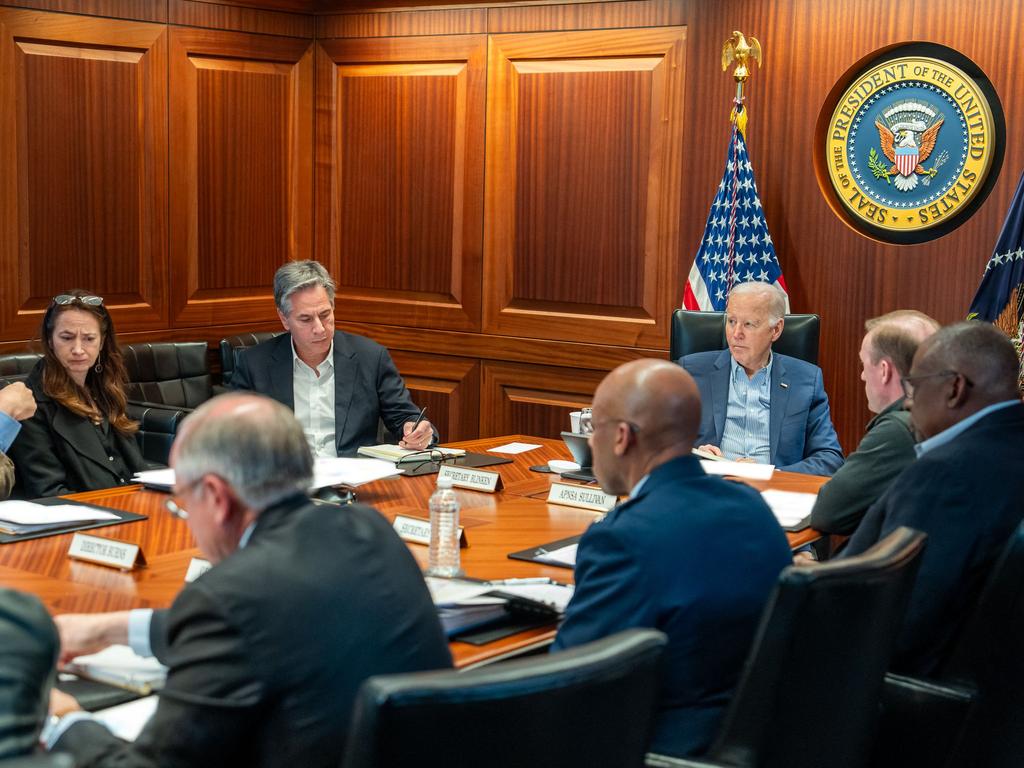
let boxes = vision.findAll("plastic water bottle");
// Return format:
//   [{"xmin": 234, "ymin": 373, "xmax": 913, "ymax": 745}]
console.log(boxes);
[{"xmin": 427, "ymin": 477, "xmax": 463, "ymax": 577}]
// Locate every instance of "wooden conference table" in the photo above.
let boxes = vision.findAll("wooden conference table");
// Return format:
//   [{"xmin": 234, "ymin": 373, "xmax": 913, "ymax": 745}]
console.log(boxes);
[{"xmin": 0, "ymin": 435, "xmax": 828, "ymax": 669}]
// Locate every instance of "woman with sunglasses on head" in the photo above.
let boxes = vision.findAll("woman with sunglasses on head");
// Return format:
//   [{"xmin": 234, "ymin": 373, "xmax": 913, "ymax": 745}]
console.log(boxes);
[{"xmin": 9, "ymin": 290, "xmax": 149, "ymax": 498}]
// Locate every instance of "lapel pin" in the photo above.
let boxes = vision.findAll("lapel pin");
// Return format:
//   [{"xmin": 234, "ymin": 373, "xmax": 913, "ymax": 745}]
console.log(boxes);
[{"xmin": 780, "ymin": 382, "xmax": 789, "ymax": 388}]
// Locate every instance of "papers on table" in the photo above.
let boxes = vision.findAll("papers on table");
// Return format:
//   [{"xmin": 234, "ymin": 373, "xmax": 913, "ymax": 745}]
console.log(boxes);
[
  {"xmin": 133, "ymin": 459, "xmax": 403, "ymax": 494},
  {"xmin": 357, "ymin": 444, "xmax": 466, "ymax": 462},
  {"xmin": 534, "ymin": 543, "xmax": 578, "ymax": 568},
  {"xmin": 424, "ymin": 577, "xmax": 574, "ymax": 636},
  {"xmin": 64, "ymin": 645, "xmax": 167, "ymax": 695},
  {"xmin": 93, "ymin": 695, "xmax": 159, "ymax": 742},
  {"xmin": 493, "ymin": 582, "xmax": 575, "ymax": 613},
  {"xmin": 760, "ymin": 489, "xmax": 817, "ymax": 528},
  {"xmin": 488, "ymin": 442, "xmax": 543, "ymax": 454},
  {"xmin": 700, "ymin": 459, "xmax": 775, "ymax": 481},
  {"xmin": 0, "ymin": 501, "xmax": 120, "ymax": 535}
]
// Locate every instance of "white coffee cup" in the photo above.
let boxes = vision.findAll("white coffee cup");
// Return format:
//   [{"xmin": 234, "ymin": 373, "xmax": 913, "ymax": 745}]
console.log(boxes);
[{"xmin": 569, "ymin": 411, "xmax": 583, "ymax": 433}]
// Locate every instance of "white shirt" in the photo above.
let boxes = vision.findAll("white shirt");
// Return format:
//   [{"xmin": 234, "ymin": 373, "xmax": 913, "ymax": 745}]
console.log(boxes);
[{"xmin": 291, "ymin": 339, "xmax": 337, "ymax": 458}]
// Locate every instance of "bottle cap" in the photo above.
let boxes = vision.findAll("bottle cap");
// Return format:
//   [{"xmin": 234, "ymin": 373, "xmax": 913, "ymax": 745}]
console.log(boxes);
[{"xmin": 436, "ymin": 476, "xmax": 454, "ymax": 489}]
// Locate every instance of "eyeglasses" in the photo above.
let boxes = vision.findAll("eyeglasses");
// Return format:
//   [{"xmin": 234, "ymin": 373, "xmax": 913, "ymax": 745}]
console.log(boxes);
[
  {"xmin": 900, "ymin": 370, "xmax": 972, "ymax": 399},
  {"xmin": 589, "ymin": 417, "xmax": 641, "ymax": 434},
  {"xmin": 164, "ymin": 477, "xmax": 205, "ymax": 520},
  {"xmin": 397, "ymin": 449, "xmax": 460, "ymax": 474},
  {"xmin": 53, "ymin": 294, "xmax": 104, "ymax": 306}
]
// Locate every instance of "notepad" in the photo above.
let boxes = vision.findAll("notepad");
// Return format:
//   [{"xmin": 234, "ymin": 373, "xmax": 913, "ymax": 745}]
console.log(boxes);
[
  {"xmin": 760, "ymin": 489, "xmax": 817, "ymax": 528},
  {"xmin": 64, "ymin": 645, "xmax": 167, "ymax": 695},
  {"xmin": 93, "ymin": 695, "xmax": 159, "ymax": 742},
  {"xmin": 134, "ymin": 459, "xmax": 403, "ymax": 494},
  {"xmin": 357, "ymin": 444, "xmax": 465, "ymax": 462},
  {"xmin": 700, "ymin": 459, "xmax": 775, "ymax": 481}
]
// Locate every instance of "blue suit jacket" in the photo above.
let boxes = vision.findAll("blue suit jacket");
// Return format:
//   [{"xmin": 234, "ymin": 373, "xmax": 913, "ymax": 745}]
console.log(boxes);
[
  {"xmin": 679, "ymin": 349, "xmax": 844, "ymax": 475},
  {"xmin": 552, "ymin": 456, "xmax": 792, "ymax": 758},
  {"xmin": 843, "ymin": 402, "xmax": 1024, "ymax": 676}
]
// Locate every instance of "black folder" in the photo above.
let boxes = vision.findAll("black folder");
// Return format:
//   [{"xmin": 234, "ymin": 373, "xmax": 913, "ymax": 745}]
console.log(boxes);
[{"xmin": 507, "ymin": 535, "xmax": 582, "ymax": 570}]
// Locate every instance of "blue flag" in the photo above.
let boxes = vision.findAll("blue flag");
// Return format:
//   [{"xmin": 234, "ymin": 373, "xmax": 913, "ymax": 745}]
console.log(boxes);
[
  {"xmin": 683, "ymin": 109, "xmax": 789, "ymax": 311},
  {"xmin": 969, "ymin": 169, "xmax": 1024, "ymax": 326}
]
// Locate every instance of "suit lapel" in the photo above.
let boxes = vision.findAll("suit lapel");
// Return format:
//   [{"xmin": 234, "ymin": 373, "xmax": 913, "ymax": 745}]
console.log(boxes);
[
  {"xmin": 269, "ymin": 336, "xmax": 295, "ymax": 410},
  {"xmin": 332, "ymin": 333, "xmax": 357, "ymax": 451},
  {"xmin": 769, "ymin": 354, "xmax": 789, "ymax": 460},
  {"xmin": 51, "ymin": 409, "xmax": 118, "ymax": 479},
  {"xmin": 711, "ymin": 350, "xmax": 732, "ymax": 443}
]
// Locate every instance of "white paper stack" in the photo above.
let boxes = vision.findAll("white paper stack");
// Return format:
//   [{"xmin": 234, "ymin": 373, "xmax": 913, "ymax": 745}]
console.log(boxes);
[
  {"xmin": 65, "ymin": 645, "xmax": 168, "ymax": 695},
  {"xmin": 760, "ymin": 489, "xmax": 817, "ymax": 528},
  {"xmin": 0, "ymin": 501, "xmax": 119, "ymax": 535}
]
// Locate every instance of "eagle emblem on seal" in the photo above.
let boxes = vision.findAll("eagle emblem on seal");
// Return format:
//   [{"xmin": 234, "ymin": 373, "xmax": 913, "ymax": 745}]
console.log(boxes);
[{"xmin": 873, "ymin": 100, "xmax": 946, "ymax": 192}]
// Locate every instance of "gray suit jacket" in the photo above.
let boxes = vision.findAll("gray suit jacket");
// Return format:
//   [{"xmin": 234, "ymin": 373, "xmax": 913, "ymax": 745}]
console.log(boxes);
[
  {"xmin": 230, "ymin": 330, "xmax": 427, "ymax": 456},
  {"xmin": 0, "ymin": 589, "xmax": 58, "ymax": 758}
]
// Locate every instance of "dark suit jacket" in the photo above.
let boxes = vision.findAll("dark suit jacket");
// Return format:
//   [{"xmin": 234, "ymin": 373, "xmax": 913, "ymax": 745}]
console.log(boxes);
[
  {"xmin": 679, "ymin": 349, "xmax": 844, "ymax": 475},
  {"xmin": 10, "ymin": 362, "xmax": 148, "ymax": 498},
  {"xmin": 552, "ymin": 456, "xmax": 792, "ymax": 758},
  {"xmin": 843, "ymin": 402, "xmax": 1024, "ymax": 676},
  {"xmin": 231, "ymin": 331, "xmax": 427, "ymax": 456},
  {"xmin": 54, "ymin": 494, "xmax": 453, "ymax": 768},
  {"xmin": 0, "ymin": 589, "xmax": 58, "ymax": 759},
  {"xmin": 810, "ymin": 398, "xmax": 917, "ymax": 536}
]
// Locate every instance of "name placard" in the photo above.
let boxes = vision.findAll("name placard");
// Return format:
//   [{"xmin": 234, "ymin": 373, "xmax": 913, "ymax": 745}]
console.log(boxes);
[
  {"xmin": 546, "ymin": 482, "xmax": 617, "ymax": 512},
  {"xmin": 184, "ymin": 557, "xmax": 212, "ymax": 583},
  {"xmin": 437, "ymin": 464, "xmax": 503, "ymax": 493},
  {"xmin": 68, "ymin": 533, "xmax": 146, "ymax": 571},
  {"xmin": 393, "ymin": 514, "xmax": 468, "ymax": 548}
]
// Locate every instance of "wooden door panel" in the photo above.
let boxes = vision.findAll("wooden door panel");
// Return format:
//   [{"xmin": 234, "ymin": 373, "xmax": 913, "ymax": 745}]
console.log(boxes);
[
  {"xmin": 316, "ymin": 35, "xmax": 485, "ymax": 332},
  {"xmin": 169, "ymin": 27, "xmax": 312, "ymax": 327},
  {"xmin": 0, "ymin": 9, "xmax": 168, "ymax": 336},
  {"xmin": 484, "ymin": 28, "xmax": 686, "ymax": 348},
  {"xmin": 389, "ymin": 350, "xmax": 479, "ymax": 443}
]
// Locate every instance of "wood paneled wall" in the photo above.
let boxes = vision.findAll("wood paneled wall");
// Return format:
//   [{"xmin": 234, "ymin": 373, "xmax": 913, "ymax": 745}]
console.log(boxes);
[{"xmin": 0, "ymin": 0, "xmax": 1020, "ymax": 450}]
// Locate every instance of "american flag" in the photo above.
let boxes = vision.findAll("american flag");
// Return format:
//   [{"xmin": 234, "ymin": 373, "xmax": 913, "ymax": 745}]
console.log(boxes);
[
  {"xmin": 683, "ymin": 109, "xmax": 789, "ymax": 311},
  {"xmin": 968, "ymin": 168, "xmax": 1024, "ymax": 391}
]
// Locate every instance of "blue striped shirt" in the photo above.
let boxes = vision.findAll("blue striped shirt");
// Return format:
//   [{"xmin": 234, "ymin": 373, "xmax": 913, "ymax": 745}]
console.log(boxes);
[{"xmin": 720, "ymin": 354, "xmax": 773, "ymax": 463}]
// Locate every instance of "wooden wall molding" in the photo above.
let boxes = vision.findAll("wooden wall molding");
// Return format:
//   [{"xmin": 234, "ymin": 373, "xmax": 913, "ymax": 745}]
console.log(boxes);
[
  {"xmin": 169, "ymin": 0, "xmax": 315, "ymax": 36},
  {"xmin": 315, "ymin": 34, "xmax": 486, "ymax": 332},
  {"xmin": 0, "ymin": 0, "xmax": 167, "ymax": 22},
  {"xmin": 168, "ymin": 26, "xmax": 313, "ymax": 327},
  {"xmin": 0, "ymin": 8, "xmax": 169, "ymax": 336},
  {"xmin": 317, "ymin": 7, "xmax": 484, "ymax": 37}
]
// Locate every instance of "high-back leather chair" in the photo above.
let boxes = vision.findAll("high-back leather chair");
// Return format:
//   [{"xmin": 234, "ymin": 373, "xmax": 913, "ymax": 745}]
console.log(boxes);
[
  {"xmin": 670, "ymin": 310, "xmax": 821, "ymax": 366},
  {"xmin": 873, "ymin": 520, "xmax": 1024, "ymax": 768},
  {"xmin": 647, "ymin": 527, "xmax": 926, "ymax": 768},
  {"xmin": 0, "ymin": 352, "xmax": 43, "ymax": 385},
  {"xmin": 121, "ymin": 342, "xmax": 212, "ymax": 409},
  {"xmin": 219, "ymin": 332, "xmax": 282, "ymax": 388},
  {"xmin": 342, "ymin": 628, "xmax": 667, "ymax": 768}
]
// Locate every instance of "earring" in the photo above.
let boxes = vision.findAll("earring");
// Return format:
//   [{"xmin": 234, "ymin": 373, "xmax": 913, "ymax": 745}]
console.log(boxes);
[{"xmin": 94, "ymin": 362, "xmax": 103, "ymax": 374}]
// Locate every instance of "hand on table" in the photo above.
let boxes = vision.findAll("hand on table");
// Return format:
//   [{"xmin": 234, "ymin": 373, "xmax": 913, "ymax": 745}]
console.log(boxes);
[
  {"xmin": 399, "ymin": 420, "xmax": 433, "ymax": 451},
  {"xmin": 48, "ymin": 688, "xmax": 82, "ymax": 718},
  {"xmin": 55, "ymin": 612, "xmax": 131, "ymax": 664}
]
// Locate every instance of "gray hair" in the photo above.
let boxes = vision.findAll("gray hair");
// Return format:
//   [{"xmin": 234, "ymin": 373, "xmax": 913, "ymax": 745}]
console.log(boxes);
[
  {"xmin": 174, "ymin": 394, "xmax": 313, "ymax": 512},
  {"xmin": 864, "ymin": 310, "xmax": 940, "ymax": 377},
  {"xmin": 728, "ymin": 281, "xmax": 787, "ymax": 324},
  {"xmin": 274, "ymin": 260, "xmax": 336, "ymax": 317},
  {"xmin": 920, "ymin": 321, "xmax": 1020, "ymax": 398}
]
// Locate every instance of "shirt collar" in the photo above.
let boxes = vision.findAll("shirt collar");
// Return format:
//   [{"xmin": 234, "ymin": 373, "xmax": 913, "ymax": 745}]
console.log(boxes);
[
  {"xmin": 730, "ymin": 350, "xmax": 773, "ymax": 383},
  {"xmin": 628, "ymin": 474, "xmax": 650, "ymax": 500},
  {"xmin": 914, "ymin": 400, "xmax": 1019, "ymax": 457},
  {"xmin": 291, "ymin": 337, "xmax": 334, "ymax": 374},
  {"xmin": 239, "ymin": 521, "xmax": 257, "ymax": 549}
]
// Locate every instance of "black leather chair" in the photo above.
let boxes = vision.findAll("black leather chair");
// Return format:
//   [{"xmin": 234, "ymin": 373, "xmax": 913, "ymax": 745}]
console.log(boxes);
[
  {"xmin": 0, "ymin": 756, "xmax": 74, "ymax": 767},
  {"xmin": 219, "ymin": 332, "xmax": 281, "ymax": 388},
  {"xmin": 646, "ymin": 527, "xmax": 927, "ymax": 768},
  {"xmin": 670, "ymin": 310, "xmax": 821, "ymax": 366},
  {"xmin": 0, "ymin": 352, "xmax": 43, "ymax": 384},
  {"xmin": 342, "ymin": 628, "xmax": 667, "ymax": 768},
  {"xmin": 121, "ymin": 342, "xmax": 213, "ymax": 465},
  {"xmin": 872, "ymin": 520, "xmax": 1024, "ymax": 768}
]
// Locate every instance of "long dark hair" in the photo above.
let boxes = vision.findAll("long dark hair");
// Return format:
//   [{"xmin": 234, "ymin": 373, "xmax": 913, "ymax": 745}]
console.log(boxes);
[{"xmin": 40, "ymin": 290, "xmax": 137, "ymax": 435}]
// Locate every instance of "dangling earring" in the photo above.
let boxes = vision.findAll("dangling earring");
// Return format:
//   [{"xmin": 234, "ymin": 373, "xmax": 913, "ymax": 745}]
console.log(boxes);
[{"xmin": 94, "ymin": 362, "xmax": 103, "ymax": 374}]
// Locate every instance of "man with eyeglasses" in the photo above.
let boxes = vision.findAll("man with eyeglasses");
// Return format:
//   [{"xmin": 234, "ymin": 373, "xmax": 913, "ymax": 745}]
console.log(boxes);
[
  {"xmin": 45, "ymin": 393, "xmax": 451, "ymax": 767},
  {"xmin": 679, "ymin": 281, "xmax": 843, "ymax": 475},
  {"xmin": 839, "ymin": 321, "xmax": 1024, "ymax": 676},
  {"xmin": 552, "ymin": 359, "xmax": 792, "ymax": 758},
  {"xmin": 804, "ymin": 310, "xmax": 940, "ymax": 542}
]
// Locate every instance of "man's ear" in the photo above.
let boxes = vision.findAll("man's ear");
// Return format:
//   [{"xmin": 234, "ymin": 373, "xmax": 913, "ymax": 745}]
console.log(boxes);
[
  {"xmin": 879, "ymin": 358, "xmax": 894, "ymax": 385},
  {"xmin": 770, "ymin": 317, "xmax": 785, "ymax": 343},
  {"xmin": 277, "ymin": 309, "xmax": 290, "ymax": 332},
  {"xmin": 948, "ymin": 373, "xmax": 972, "ymax": 408}
]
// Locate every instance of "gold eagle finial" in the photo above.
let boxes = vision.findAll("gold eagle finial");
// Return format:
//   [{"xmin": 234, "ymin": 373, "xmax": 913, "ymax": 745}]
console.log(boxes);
[{"xmin": 722, "ymin": 30, "xmax": 762, "ymax": 84}]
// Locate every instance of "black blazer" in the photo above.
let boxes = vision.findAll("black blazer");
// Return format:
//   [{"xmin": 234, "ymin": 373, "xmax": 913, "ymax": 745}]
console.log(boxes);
[
  {"xmin": 231, "ymin": 330, "xmax": 428, "ymax": 456},
  {"xmin": 54, "ymin": 494, "xmax": 453, "ymax": 768},
  {"xmin": 843, "ymin": 402, "xmax": 1024, "ymax": 676},
  {"xmin": 9, "ymin": 362, "xmax": 148, "ymax": 498}
]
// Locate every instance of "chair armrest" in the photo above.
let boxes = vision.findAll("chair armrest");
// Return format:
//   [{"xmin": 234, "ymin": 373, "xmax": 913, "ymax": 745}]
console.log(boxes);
[
  {"xmin": 871, "ymin": 673, "xmax": 975, "ymax": 768},
  {"xmin": 127, "ymin": 400, "xmax": 192, "ymax": 433},
  {"xmin": 646, "ymin": 753, "xmax": 725, "ymax": 767}
]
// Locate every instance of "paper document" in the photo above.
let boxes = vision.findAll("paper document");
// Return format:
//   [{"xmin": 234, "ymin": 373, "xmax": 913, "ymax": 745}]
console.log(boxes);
[
  {"xmin": 535, "ymin": 543, "xmax": 578, "ymax": 568},
  {"xmin": 0, "ymin": 501, "xmax": 119, "ymax": 527},
  {"xmin": 312, "ymin": 457, "xmax": 403, "ymax": 488},
  {"xmin": 357, "ymin": 444, "xmax": 465, "ymax": 462},
  {"xmin": 425, "ymin": 577, "xmax": 495, "ymax": 607},
  {"xmin": 94, "ymin": 695, "xmax": 158, "ymax": 742},
  {"xmin": 131, "ymin": 468, "xmax": 175, "ymax": 491},
  {"xmin": 65, "ymin": 645, "xmax": 167, "ymax": 695},
  {"xmin": 760, "ymin": 489, "xmax": 817, "ymax": 527},
  {"xmin": 493, "ymin": 583, "xmax": 575, "ymax": 612},
  {"xmin": 700, "ymin": 459, "xmax": 775, "ymax": 481},
  {"xmin": 488, "ymin": 442, "xmax": 542, "ymax": 454}
]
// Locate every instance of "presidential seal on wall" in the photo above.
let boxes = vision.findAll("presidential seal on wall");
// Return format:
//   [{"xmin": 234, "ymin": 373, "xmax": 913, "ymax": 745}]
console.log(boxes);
[{"xmin": 823, "ymin": 45, "xmax": 1003, "ymax": 243}]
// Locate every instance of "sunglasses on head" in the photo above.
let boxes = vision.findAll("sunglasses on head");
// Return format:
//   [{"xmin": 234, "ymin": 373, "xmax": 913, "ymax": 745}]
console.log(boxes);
[{"xmin": 52, "ymin": 294, "xmax": 104, "ymax": 306}]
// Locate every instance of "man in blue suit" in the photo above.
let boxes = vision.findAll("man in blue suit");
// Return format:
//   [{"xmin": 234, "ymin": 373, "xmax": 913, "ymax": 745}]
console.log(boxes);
[
  {"xmin": 552, "ymin": 359, "xmax": 792, "ymax": 758},
  {"xmin": 679, "ymin": 282, "xmax": 843, "ymax": 475}
]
